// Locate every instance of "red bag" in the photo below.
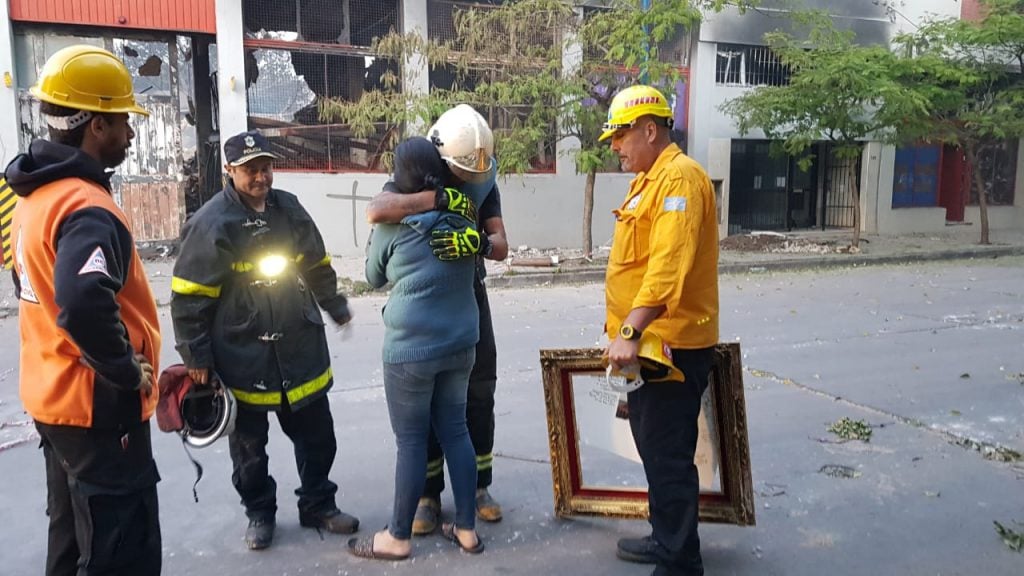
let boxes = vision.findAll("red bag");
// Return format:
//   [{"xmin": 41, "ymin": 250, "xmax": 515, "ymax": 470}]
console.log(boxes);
[{"xmin": 156, "ymin": 364, "xmax": 194, "ymax": 433}]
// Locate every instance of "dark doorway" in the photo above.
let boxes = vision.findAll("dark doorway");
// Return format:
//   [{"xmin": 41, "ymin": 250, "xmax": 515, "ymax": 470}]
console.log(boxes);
[
  {"xmin": 728, "ymin": 140, "xmax": 818, "ymax": 232},
  {"xmin": 939, "ymin": 145, "xmax": 967, "ymax": 222},
  {"xmin": 821, "ymin": 145, "xmax": 861, "ymax": 229}
]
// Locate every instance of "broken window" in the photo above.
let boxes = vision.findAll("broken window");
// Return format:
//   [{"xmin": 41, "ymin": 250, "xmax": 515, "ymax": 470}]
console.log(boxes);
[
  {"xmin": 427, "ymin": 0, "xmax": 559, "ymax": 173},
  {"xmin": 970, "ymin": 138, "xmax": 1018, "ymax": 206},
  {"xmin": 242, "ymin": 0, "xmax": 401, "ymax": 171},
  {"xmin": 716, "ymin": 43, "xmax": 790, "ymax": 87}
]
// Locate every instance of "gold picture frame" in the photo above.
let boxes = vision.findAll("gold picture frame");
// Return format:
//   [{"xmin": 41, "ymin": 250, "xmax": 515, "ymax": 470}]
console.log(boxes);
[{"xmin": 539, "ymin": 343, "xmax": 755, "ymax": 525}]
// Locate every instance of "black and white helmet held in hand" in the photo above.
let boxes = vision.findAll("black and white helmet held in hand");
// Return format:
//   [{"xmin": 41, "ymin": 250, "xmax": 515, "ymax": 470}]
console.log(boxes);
[{"xmin": 180, "ymin": 373, "xmax": 236, "ymax": 448}]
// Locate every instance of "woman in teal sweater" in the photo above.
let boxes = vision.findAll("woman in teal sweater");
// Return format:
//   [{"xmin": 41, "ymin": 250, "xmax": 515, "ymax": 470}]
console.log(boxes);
[{"xmin": 351, "ymin": 138, "xmax": 485, "ymax": 560}]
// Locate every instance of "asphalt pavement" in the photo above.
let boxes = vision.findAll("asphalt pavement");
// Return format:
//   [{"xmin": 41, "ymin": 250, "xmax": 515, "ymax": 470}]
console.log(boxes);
[{"xmin": 2, "ymin": 256, "xmax": 1023, "ymax": 575}]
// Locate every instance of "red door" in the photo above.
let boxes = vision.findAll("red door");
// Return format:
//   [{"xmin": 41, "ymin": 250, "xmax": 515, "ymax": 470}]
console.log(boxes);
[{"xmin": 939, "ymin": 145, "xmax": 967, "ymax": 222}]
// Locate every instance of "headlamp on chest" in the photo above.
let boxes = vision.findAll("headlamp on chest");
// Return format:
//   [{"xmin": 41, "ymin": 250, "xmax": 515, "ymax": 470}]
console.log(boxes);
[{"xmin": 257, "ymin": 254, "xmax": 289, "ymax": 278}]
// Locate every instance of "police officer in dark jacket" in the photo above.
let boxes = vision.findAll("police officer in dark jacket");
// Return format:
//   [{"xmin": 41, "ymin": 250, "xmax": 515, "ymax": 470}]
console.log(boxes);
[{"xmin": 171, "ymin": 130, "xmax": 358, "ymax": 550}]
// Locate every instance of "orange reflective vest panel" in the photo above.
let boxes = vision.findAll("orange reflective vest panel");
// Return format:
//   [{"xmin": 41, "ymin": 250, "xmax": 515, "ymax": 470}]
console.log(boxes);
[{"xmin": 12, "ymin": 178, "xmax": 160, "ymax": 428}]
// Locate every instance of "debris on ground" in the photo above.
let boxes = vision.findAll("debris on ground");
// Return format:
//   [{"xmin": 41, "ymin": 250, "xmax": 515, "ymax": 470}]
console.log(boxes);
[
  {"xmin": 137, "ymin": 242, "xmax": 176, "ymax": 260},
  {"xmin": 508, "ymin": 245, "xmax": 593, "ymax": 266},
  {"xmin": 828, "ymin": 417, "xmax": 873, "ymax": 442},
  {"xmin": 337, "ymin": 277, "xmax": 375, "ymax": 296},
  {"xmin": 1007, "ymin": 373, "xmax": 1024, "ymax": 386},
  {"xmin": 994, "ymin": 521, "xmax": 1024, "ymax": 552},
  {"xmin": 757, "ymin": 482, "xmax": 787, "ymax": 497},
  {"xmin": 818, "ymin": 464, "xmax": 861, "ymax": 479},
  {"xmin": 720, "ymin": 232, "xmax": 847, "ymax": 254}
]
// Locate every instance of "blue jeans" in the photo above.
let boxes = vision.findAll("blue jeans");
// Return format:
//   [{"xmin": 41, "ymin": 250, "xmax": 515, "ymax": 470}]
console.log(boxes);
[{"xmin": 383, "ymin": 347, "xmax": 477, "ymax": 539}]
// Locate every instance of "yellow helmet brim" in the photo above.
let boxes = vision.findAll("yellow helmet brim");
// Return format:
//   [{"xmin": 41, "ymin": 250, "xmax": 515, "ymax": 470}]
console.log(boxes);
[{"xmin": 31, "ymin": 85, "xmax": 149, "ymax": 117}]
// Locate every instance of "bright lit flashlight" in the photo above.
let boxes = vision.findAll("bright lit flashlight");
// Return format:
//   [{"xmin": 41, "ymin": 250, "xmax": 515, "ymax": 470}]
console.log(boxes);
[{"xmin": 257, "ymin": 254, "xmax": 288, "ymax": 278}]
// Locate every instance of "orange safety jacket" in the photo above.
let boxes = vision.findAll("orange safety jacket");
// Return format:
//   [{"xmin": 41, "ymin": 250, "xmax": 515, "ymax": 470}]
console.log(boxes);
[{"xmin": 7, "ymin": 140, "xmax": 160, "ymax": 429}]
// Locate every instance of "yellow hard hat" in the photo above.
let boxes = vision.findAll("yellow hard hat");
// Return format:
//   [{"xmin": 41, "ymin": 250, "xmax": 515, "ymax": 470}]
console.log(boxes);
[
  {"xmin": 30, "ymin": 45, "xmax": 148, "ymax": 116},
  {"xmin": 599, "ymin": 85, "xmax": 672, "ymax": 142},
  {"xmin": 603, "ymin": 330, "xmax": 685, "ymax": 387},
  {"xmin": 635, "ymin": 331, "xmax": 684, "ymax": 383}
]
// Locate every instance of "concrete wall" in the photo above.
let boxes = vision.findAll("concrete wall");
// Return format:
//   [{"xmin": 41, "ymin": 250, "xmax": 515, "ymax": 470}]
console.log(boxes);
[
  {"xmin": 963, "ymin": 206, "xmax": 1020, "ymax": 232},
  {"xmin": 689, "ymin": 41, "xmax": 767, "ymax": 169},
  {"xmin": 699, "ymin": 1, "xmax": 892, "ymax": 46},
  {"xmin": 0, "ymin": 0, "xmax": 21, "ymax": 165},
  {"xmin": 1018, "ymin": 141, "xmax": 1024, "ymax": 229},
  {"xmin": 863, "ymin": 141, "xmax": 1023, "ymax": 236},
  {"xmin": 871, "ymin": 144, "xmax": 947, "ymax": 234},
  {"xmin": 894, "ymin": 0, "xmax": 962, "ymax": 33},
  {"xmin": 214, "ymin": 0, "xmax": 247, "ymax": 152},
  {"xmin": 706, "ymin": 138, "xmax": 732, "ymax": 239},
  {"xmin": 275, "ymin": 166, "xmax": 634, "ymax": 258}
]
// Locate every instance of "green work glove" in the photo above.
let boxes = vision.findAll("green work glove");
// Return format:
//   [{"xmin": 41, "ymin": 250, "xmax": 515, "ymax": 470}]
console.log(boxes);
[
  {"xmin": 430, "ymin": 227, "xmax": 484, "ymax": 262},
  {"xmin": 434, "ymin": 187, "xmax": 478, "ymax": 223}
]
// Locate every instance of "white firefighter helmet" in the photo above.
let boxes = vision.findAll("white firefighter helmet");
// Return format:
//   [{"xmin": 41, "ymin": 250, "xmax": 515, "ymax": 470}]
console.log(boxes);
[
  {"xmin": 429, "ymin": 104, "xmax": 495, "ymax": 185},
  {"xmin": 180, "ymin": 374, "xmax": 237, "ymax": 448}
]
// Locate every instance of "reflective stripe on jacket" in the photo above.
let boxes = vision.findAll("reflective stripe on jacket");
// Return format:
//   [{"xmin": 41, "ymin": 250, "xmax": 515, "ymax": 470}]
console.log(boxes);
[{"xmin": 170, "ymin": 183, "xmax": 347, "ymax": 410}]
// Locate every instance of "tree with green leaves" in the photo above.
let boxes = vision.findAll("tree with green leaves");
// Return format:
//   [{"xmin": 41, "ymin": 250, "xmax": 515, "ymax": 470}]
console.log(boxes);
[
  {"xmin": 720, "ymin": 14, "xmax": 929, "ymax": 248},
  {"xmin": 894, "ymin": 0, "xmax": 1024, "ymax": 245},
  {"xmin": 320, "ymin": 0, "xmax": 753, "ymax": 258}
]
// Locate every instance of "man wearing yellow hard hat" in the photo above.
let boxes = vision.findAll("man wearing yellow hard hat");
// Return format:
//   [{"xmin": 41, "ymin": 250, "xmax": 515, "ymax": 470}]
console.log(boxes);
[
  {"xmin": 3, "ymin": 45, "xmax": 162, "ymax": 574},
  {"xmin": 602, "ymin": 84, "xmax": 719, "ymax": 576}
]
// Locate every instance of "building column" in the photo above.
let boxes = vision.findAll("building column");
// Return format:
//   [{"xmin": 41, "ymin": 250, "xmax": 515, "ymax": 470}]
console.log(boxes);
[
  {"xmin": 1014, "ymin": 137, "xmax": 1024, "ymax": 228},
  {"xmin": 215, "ymin": 0, "xmax": 248, "ymax": 149},
  {"xmin": 0, "ymin": 2, "xmax": 22, "ymax": 163},
  {"xmin": 402, "ymin": 0, "xmax": 430, "ymax": 135},
  {"xmin": 860, "ymin": 142, "xmax": 883, "ymax": 235},
  {"xmin": 555, "ymin": 8, "xmax": 583, "ymax": 175},
  {"xmin": 707, "ymin": 138, "xmax": 732, "ymax": 238}
]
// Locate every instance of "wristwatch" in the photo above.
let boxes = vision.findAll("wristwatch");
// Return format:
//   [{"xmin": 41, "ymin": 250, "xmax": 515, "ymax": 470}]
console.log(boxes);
[{"xmin": 619, "ymin": 324, "xmax": 642, "ymax": 341}]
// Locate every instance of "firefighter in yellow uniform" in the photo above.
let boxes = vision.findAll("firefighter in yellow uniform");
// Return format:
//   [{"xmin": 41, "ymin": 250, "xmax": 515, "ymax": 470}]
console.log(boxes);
[
  {"xmin": 602, "ymin": 85, "xmax": 719, "ymax": 576},
  {"xmin": 5, "ymin": 45, "xmax": 162, "ymax": 575}
]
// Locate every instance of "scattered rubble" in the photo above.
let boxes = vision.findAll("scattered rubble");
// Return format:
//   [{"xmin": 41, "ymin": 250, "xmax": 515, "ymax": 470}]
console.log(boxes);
[
  {"xmin": 994, "ymin": 521, "xmax": 1024, "ymax": 552},
  {"xmin": 720, "ymin": 232, "xmax": 856, "ymax": 254},
  {"xmin": 819, "ymin": 464, "xmax": 862, "ymax": 479}
]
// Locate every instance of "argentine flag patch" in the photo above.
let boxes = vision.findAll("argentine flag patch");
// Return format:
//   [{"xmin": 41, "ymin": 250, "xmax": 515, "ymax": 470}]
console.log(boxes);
[{"xmin": 664, "ymin": 196, "xmax": 687, "ymax": 212}]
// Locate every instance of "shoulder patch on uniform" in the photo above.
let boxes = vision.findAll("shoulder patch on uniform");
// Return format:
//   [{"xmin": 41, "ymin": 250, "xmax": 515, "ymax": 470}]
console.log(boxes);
[
  {"xmin": 625, "ymin": 194, "xmax": 642, "ymax": 211},
  {"xmin": 664, "ymin": 196, "xmax": 687, "ymax": 212},
  {"xmin": 78, "ymin": 246, "xmax": 111, "ymax": 278}
]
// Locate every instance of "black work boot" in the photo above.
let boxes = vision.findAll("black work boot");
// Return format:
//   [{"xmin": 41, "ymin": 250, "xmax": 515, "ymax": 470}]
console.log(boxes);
[
  {"xmin": 299, "ymin": 507, "xmax": 360, "ymax": 534},
  {"xmin": 245, "ymin": 517, "xmax": 275, "ymax": 550},
  {"xmin": 616, "ymin": 535, "xmax": 664, "ymax": 564}
]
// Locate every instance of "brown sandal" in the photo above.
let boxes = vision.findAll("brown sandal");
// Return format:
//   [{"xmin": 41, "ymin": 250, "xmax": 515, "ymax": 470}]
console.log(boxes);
[
  {"xmin": 346, "ymin": 534, "xmax": 410, "ymax": 561},
  {"xmin": 441, "ymin": 522, "xmax": 485, "ymax": 554}
]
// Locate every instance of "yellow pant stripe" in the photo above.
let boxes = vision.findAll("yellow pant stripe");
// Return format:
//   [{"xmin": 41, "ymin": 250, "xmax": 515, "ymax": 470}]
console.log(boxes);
[{"xmin": 476, "ymin": 453, "xmax": 493, "ymax": 471}]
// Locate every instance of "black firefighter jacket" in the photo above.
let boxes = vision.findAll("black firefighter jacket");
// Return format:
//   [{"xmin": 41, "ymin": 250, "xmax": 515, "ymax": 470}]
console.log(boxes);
[{"xmin": 170, "ymin": 182, "xmax": 349, "ymax": 411}]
